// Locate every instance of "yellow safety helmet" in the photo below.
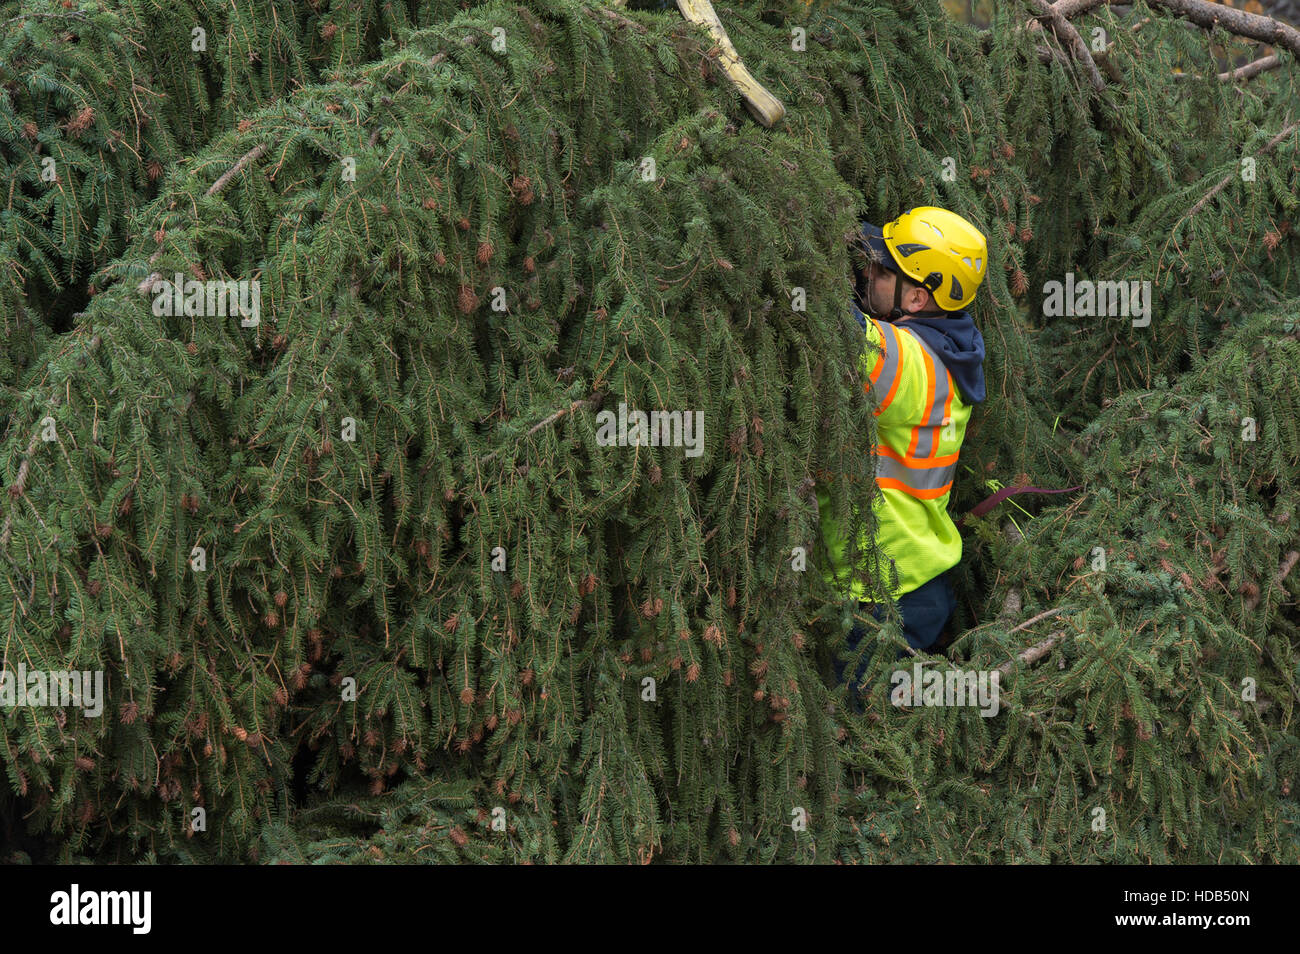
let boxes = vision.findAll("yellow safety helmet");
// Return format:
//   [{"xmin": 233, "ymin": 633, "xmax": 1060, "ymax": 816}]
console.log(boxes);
[{"xmin": 880, "ymin": 207, "xmax": 988, "ymax": 312}]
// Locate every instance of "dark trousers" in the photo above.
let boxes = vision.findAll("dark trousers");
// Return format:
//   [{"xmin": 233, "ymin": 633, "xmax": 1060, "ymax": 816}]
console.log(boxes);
[{"xmin": 834, "ymin": 571, "xmax": 956, "ymax": 700}]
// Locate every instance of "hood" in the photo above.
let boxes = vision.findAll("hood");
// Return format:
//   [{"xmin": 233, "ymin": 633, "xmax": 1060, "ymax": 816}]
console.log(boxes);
[{"xmin": 852, "ymin": 301, "xmax": 986, "ymax": 405}]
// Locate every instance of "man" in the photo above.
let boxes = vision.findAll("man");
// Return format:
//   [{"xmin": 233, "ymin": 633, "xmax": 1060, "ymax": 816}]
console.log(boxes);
[{"xmin": 818, "ymin": 207, "xmax": 989, "ymax": 698}]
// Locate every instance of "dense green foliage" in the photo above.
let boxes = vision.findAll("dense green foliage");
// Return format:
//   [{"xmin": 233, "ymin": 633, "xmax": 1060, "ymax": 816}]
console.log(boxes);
[{"xmin": 2, "ymin": 0, "xmax": 1297, "ymax": 863}]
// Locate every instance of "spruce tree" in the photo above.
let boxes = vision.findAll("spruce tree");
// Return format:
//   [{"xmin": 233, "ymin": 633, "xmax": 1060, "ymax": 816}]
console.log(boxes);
[{"xmin": 1, "ymin": 0, "xmax": 1297, "ymax": 863}]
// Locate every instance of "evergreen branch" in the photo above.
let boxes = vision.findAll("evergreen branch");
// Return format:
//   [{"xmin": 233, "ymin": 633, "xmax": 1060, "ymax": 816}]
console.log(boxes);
[
  {"xmin": 10, "ymin": 0, "xmax": 1300, "ymax": 866},
  {"xmin": 1185, "ymin": 118, "xmax": 1299, "ymax": 219},
  {"xmin": 1245, "ymin": 549, "xmax": 1300, "ymax": 611},
  {"xmin": 205, "ymin": 142, "xmax": 271, "ymax": 198},
  {"xmin": 1, "ymin": 10, "xmax": 90, "ymax": 28},
  {"xmin": 984, "ymin": 520, "xmax": 1073, "ymax": 675},
  {"xmin": 467, "ymin": 394, "xmax": 603, "ymax": 471},
  {"xmin": 988, "ymin": 6, "xmax": 1099, "ymax": 70},
  {"xmin": 997, "ymin": 630, "xmax": 1067, "ymax": 676},
  {"xmin": 1026, "ymin": 0, "xmax": 1108, "ymax": 91},
  {"xmin": 1, "ymin": 334, "xmax": 102, "ymax": 549},
  {"xmin": 138, "ymin": 142, "xmax": 274, "ymax": 294},
  {"xmin": 0, "ymin": 457, "xmax": 33, "ymax": 549}
]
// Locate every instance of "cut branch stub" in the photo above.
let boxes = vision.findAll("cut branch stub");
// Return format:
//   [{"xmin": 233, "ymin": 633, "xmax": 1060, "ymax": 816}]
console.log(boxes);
[{"xmin": 677, "ymin": 0, "xmax": 785, "ymax": 128}]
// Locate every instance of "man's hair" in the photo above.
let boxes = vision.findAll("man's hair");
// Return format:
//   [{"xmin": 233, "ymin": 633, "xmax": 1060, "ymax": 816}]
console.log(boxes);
[{"xmin": 858, "ymin": 257, "xmax": 923, "ymax": 291}]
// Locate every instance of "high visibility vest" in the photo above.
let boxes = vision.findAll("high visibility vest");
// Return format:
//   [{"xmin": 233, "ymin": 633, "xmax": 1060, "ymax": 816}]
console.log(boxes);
[{"xmin": 817, "ymin": 313, "xmax": 972, "ymax": 602}]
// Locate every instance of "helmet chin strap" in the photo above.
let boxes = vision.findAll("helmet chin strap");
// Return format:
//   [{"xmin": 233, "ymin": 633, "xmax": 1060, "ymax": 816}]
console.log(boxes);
[
  {"xmin": 886, "ymin": 275, "xmax": 904, "ymax": 320},
  {"xmin": 858, "ymin": 268, "xmax": 905, "ymax": 320}
]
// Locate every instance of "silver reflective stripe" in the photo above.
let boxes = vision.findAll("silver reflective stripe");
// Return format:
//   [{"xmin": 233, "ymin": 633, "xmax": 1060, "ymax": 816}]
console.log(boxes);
[
  {"xmin": 875, "ymin": 453, "xmax": 956, "ymax": 493},
  {"xmin": 901, "ymin": 326, "xmax": 951, "ymax": 459},
  {"xmin": 869, "ymin": 320, "xmax": 902, "ymax": 406}
]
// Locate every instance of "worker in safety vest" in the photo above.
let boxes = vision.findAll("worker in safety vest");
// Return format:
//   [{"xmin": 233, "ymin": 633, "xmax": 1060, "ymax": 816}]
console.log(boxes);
[{"xmin": 818, "ymin": 207, "xmax": 988, "ymax": 694}]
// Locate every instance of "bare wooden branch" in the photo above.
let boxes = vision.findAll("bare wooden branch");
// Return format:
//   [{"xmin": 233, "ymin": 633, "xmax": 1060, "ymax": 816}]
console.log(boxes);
[
  {"xmin": 676, "ymin": 0, "xmax": 785, "ymax": 127},
  {"xmin": 997, "ymin": 521, "xmax": 1026, "ymax": 620},
  {"xmin": 998, "ymin": 630, "xmax": 1067, "ymax": 676},
  {"xmin": 1040, "ymin": 0, "xmax": 1300, "ymax": 60},
  {"xmin": 1174, "ymin": 53, "xmax": 1282, "ymax": 82},
  {"xmin": 1054, "ymin": 0, "xmax": 1111, "ymax": 18},
  {"xmin": 590, "ymin": 3, "xmax": 647, "ymax": 33},
  {"xmin": 1149, "ymin": 0, "xmax": 1300, "ymax": 59},
  {"xmin": 1027, "ymin": 0, "xmax": 1108, "ymax": 91},
  {"xmin": 1026, "ymin": 0, "xmax": 1111, "ymax": 37},
  {"xmin": 1221, "ymin": 53, "xmax": 1282, "ymax": 82},
  {"xmin": 205, "ymin": 142, "xmax": 270, "ymax": 198},
  {"xmin": 999, "ymin": 587, "xmax": 1024, "ymax": 621},
  {"xmin": 1017, "ymin": 0, "xmax": 1300, "ymax": 91},
  {"xmin": 1008, "ymin": 607, "xmax": 1068, "ymax": 635},
  {"xmin": 1036, "ymin": 43, "xmax": 1071, "ymax": 67}
]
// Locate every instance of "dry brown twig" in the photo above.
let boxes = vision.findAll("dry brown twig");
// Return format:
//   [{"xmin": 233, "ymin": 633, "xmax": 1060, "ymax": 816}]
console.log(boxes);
[
  {"xmin": 1245, "ymin": 549, "xmax": 1300, "ymax": 611},
  {"xmin": 1152, "ymin": 0, "xmax": 1300, "ymax": 59},
  {"xmin": 998, "ymin": 631, "xmax": 1067, "ymax": 677},
  {"xmin": 205, "ymin": 142, "xmax": 269, "ymax": 198}
]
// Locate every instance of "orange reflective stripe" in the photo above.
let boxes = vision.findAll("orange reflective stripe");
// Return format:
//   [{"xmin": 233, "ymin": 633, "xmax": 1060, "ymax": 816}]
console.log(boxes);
[
  {"xmin": 876, "ymin": 451, "xmax": 956, "ymax": 498},
  {"xmin": 876, "ymin": 477, "xmax": 953, "ymax": 499}
]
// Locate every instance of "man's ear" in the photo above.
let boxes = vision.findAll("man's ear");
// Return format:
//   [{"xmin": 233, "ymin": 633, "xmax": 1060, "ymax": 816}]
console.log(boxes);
[{"xmin": 904, "ymin": 281, "xmax": 931, "ymax": 314}]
